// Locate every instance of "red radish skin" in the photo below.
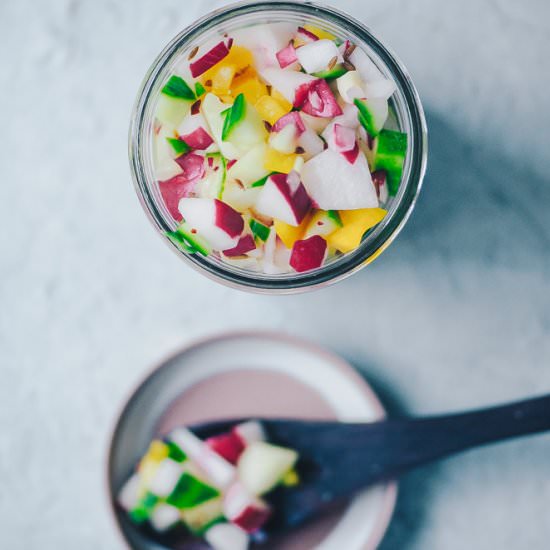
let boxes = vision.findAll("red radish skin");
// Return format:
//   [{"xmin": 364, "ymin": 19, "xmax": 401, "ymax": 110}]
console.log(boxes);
[
  {"xmin": 333, "ymin": 123, "xmax": 356, "ymax": 152},
  {"xmin": 290, "ymin": 235, "xmax": 328, "ymax": 272},
  {"xmin": 272, "ymin": 111, "xmax": 306, "ymax": 135},
  {"xmin": 341, "ymin": 142, "xmax": 360, "ymax": 164},
  {"xmin": 223, "ymin": 234, "xmax": 256, "ymax": 257},
  {"xmin": 206, "ymin": 432, "xmax": 246, "ymax": 464},
  {"xmin": 158, "ymin": 175, "xmax": 198, "ymax": 221},
  {"xmin": 180, "ymin": 127, "xmax": 214, "ymax": 150},
  {"xmin": 190, "ymin": 40, "xmax": 232, "ymax": 77},
  {"xmin": 296, "ymin": 80, "xmax": 342, "ymax": 118},
  {"xmin": 296, "ymin": 26, "xmax": 319, "ymax": 42},
  {"xmin": 175, "ymin": 152, "xmax": 206, "ymax": 180},
  {"xmin": 371, "ymin": 169, "xmax": 387, "ymax": 198},
  {"xmin": 232, "ymin": 504, "xmax": 271, "ymax": 533},
  {"xmin": 271, "ymin": 173, "xmax": 312, "ymax": 224},
  {"xmin": 214, "ymin": 199, "xmax": 244, "ymax": 237},
  {"xmin": 276, "ymin": 42, "xmax": 298, "ymax": 68},
  {"xmin": 226, "ymin": 159, "xmax": 237, "ymax": 170}
]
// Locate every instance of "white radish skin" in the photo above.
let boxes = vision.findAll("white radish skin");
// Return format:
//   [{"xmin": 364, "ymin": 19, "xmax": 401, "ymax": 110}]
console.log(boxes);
[
  {"xmin": 205, "ymin": 523, "xmax": 249, "ymax": 550},
  {"xmin": 295, "ymin": 39, "xmax": 343, "ymax": 73},
  {"xmin": 301, "ymin": 148, "xmax": 378, "ymax": 210},
  {"xmin": 148, "ymin": 459, "xmax": 184, "ymax": 498},
  {"xmin": 150, "ymin": 504, "xmax": 181, "ymax": 532}
]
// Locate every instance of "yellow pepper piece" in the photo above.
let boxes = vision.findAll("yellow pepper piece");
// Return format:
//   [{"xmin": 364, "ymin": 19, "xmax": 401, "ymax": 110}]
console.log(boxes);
[
  {"xmin": 144, "ymin": 440, "xmax": 169, "ymax": 462},
  {"xmin": 282, "ymin": 469, "xmax": 300, "ymax": 487},
  {"xmin": 255, "ymin": 95, "xmax": 288, "ymax": 126},
  {"xmin": 232, "ymin": 74, "xmax": 268, "ymax": 105},
  {"xmin": 200, "ymin": 45, "xmax": 254, "ymax": 82},
  {"xmin": 302, "ymin": 24, "xmax": 336, "ymax": 41},
  {"xmin": 274, "ymin": 215, "xmax": 311, "ymax": 248},
  {"xmin": 327, "ymin": 208, "xmax": 387, "ymax": 253},
  {"xmin": 270, "ymin": 88, "xmax": 293, "ymax": 112},
  {"xmin": 264, "ymin": 147, "xmax": 298, "ymax": 174},
  {"xmin": 211, "ymin": 64, "xmax": 236, "ymax": 95}
]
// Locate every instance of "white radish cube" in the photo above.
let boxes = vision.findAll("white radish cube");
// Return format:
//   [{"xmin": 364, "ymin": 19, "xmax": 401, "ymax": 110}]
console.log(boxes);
[
  {"xmin": 223, "ymin": 482, "xmax": 271, "ymax": 533},
  {"xmin": 118, "ymin": 474, "xmax": 141, "ymax": 511},
  {"xmin": 301, "ymin": 148, "xmax": 378, "ymax": 210},
  {"xmin": 300, "ymin": 112, "xmax": 331, "ymax": 133},
  {"xmin": 148, "ymin": 459, "xmax": 184, "ymax": 498},
  {"xmin": 259, "ymin": 68, "xmax": 316, "ymax": 104},
  {"xmin": 237, "ymin": 441, "xmax": 298, "ymax": 496},
  {"xmin": 295, "ymin": 39, "xmax": 343, "ymax": 74},
  {"xmin": 364, "ymin": 78, "xmax": 397, "ymax": 100},
  {"xmin": 297, "ymin": 128, "xmax": 324, "ymax": 160},
  {"xmin": 205, "ymin": 523, "xmax": 249, "ymax": 550},
  {"xmin": 336, "ymin": 70, "xmax": 365, "ymax": 104},
  {"xmin": 150, "ymin": 503, "xmax": 181, "ymax": 532},
  {"xmin": 233, "ymin": 421, "xmax": 266, "ymax": 446},
  {"xmin": 349, "ymin": 47, "xmax": 384, "ymax": 83},
  {"xmin": 228, "ymin": 143, "xmax": 269, "ymax": 186},
  {"xmin": 269, "ymin": 124, "xmax": 297, "ymax": 154},
  {"xmin": 170, "ymin": 428, "xmax": 236, "ymax": 489}
]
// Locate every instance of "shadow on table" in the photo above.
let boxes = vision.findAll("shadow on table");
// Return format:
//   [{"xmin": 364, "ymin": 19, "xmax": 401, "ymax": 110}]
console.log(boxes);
[{"xmin": 379, "ymin": 110, "xmax": 550, "ymax": 270}]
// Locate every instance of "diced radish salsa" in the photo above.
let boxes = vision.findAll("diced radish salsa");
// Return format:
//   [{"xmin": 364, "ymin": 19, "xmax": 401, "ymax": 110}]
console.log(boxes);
[
  {"xmin": 118, "ymin": 421, "xmax": 299, "ymax": 550},
  {"xmin": 154, "ymin": 23, "xmax": 407, "ymax": 274}
]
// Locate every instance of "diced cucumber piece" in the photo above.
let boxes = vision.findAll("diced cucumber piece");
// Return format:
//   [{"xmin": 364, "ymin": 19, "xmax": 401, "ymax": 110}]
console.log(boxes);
[
  {"xmin": 165, "ymin": 440, "xmax": 187, "ymax": 463},
  {"xmin": 156, "ymin": 94, "xmax": 192, "ymax": 127},
  {"xmin": 180, "ymin": 497, "xmax": 224, "ymax": 535},
  {"xmin": 195, "ymin": 81, "xmax": 206, "ymax": 97},
  {"xmin": 166, "ymin": 137, "xmax": 190, "ymax": 156},
  {"xmin": 222, "ymin": 93, "xmax": 246, "ymax": 141},
  {"xmin": 128, "ymin": 492, "xmax": 159, "ymax": 524},
  {"xmin": 249, "ymin": 219, "xmax": 270, "ymax": 241},
  {"xmin": 373, "ymin": 129, "xmax": 407, "ymax": 196},
  {"xmin": 354, "ymin": 97, "xmax": 388, "ymax": 137},
  {"xmin": 197, "ymin": 153, "xmax": 226, "ymax": 199},
  {"xmin": 250, "ymin": 172, "xmax": 273, "ymax": 188},
  {"xmin": 167, "ymin": 222, "xmax": 212, "ymax": 256},
  {"xmin": 162, "ymin": 76, "xmax": 196, "ymax": 100},
  {"xmin": 312, "ymin": 64, "xmax": 348, "ymax": 80},
  {"xmin": 166, "ymin": 472, "xmax": 220, "ymax": 509}
]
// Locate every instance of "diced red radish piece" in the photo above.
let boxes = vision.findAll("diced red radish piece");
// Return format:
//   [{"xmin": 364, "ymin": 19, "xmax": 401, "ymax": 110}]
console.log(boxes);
[
  {"xmin": 269, "ymin": 124, "xmax": 297, "ymax": 154},
  {"xmin": 255, "ymin": 172, "xmax": 311, "ymax": 226},
  {"xmin": 190, "ymin": 40, "xmax": 232, "ymax": 78},
  {"xmin": 178, "ymin": 198, "xmax": 244, "ymax": 251},
  {"xmin": 226, "ymin": 159, "xmax": 237, "ymax": 170},
  {"xmin": 341, "ymin": 142, "xmax": 360, "ymax": 164},
  {"xmin": 232, "ymin": 421, "xmax": 266, "ymax": 446},
  {"xmin": 174, "ymin": 152, "xmax": 206, "ymax": 180},
  {"xmin": 232, "ymin": 23, "xmax": 295, "ymax": 70},
  {"xmin": 223, "ymin": 234, "xmax": 257, "ymax": 258},
  {"xmin": 364, "ymin": 78, "xmax": 397, "ymax": 100},
  {"xmin": 260, "ymin": 229, "xmax": 286, "ymax": 275},
  {"xmin": 295, "ymin": 39, "xmax": 342, "ymax": 74},
  {"xmin": 372, "ymin": 169, "xmax": 389, "ymax": 203},
  {"xmin": 296, "ymin": 26, "xmax": 319, "ymax": 43},
  {"xmin": 348, "ymin": 47, "xmax": 385, "ymax": 83},
  {"xmin": 150, "ymin": 503, "xmax": 181, "ymax": 532},
  {"xmin": 259, "ymin": 68, "xmax": 316, "ymax": 105},
  {"xmin": 297, "ymin": 127, "xmax": 324, "ymax": 160},
  {"xmin": 276, "ymin": 42, "xmax": 298, "ymax": 69},
  {"xmin": 148, "ymin": 458, "xmax": 184, "ymax": 498},
  {"xmin": 170, "ymin": 428, "xmax": 236, "ymax": 489},
  {"xmin": 272, "ymin": 111, "xmax": 306, "ymax": 135},
  {"xmin": 301, "ymin": 148, "xmax": 378, "ymax": 209},
  {"xmin": 290, "ymin": 235, "xmax": 328, "ymax": 272},
  {"xmin": 180, "ymin": 127, "xmax": 214, "ymax": 150},
  {"xmin": 224, "ymin": 483, "xmax": 271, "ymax": 533},
  {"xmin": 206, "ymin": 431, "xmax": 246, "ymax": 464},
  {"xmin": 322, "ymin": 122, "xmax": 356, "ymax": 153},
  {"xmin": 296, "ymin": 79, "xmax": 343, "ymax": 118},
  {"xmin": 159, "ymin": 173, "xmax": 198, "ymax": 221},
  {"xmin": 238, "ymin": 441, "xmax": 299, "ymax": 495},
  {"xmin": 205, "ymin": 523, "xmax": 249, "ymax": 550},
  {"xmin": 118, "ymin": 474, "xmax": 141, "ymax": 511}
]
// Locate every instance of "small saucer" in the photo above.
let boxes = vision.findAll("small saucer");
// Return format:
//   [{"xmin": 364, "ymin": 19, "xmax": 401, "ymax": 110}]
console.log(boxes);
[{"xmin": 107, "ymin": 331, "xmax": 396, "ymax": 549}]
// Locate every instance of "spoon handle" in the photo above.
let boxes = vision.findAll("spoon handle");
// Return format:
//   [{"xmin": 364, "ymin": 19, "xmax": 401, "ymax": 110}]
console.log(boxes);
[{"xmin": 372, "ymin": 393, "xmax": 550, "ymax": 479}]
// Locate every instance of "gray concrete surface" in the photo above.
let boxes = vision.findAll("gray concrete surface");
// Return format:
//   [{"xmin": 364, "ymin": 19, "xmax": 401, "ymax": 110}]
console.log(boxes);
[{"xmin": 1, "ymin": 0, "xmax": 550, "ymax": 548}]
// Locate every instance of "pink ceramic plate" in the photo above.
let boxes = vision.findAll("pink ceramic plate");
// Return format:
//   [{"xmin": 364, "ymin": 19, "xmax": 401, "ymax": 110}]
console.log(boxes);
[{"xmin": 107, "ymin": 332, "xmax": 397, "ymax": 549}]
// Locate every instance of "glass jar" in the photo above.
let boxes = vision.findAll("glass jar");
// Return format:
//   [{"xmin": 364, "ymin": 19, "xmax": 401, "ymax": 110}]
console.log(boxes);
[{"xmin": 129, "ymin": 0, "xmax": 427, "ymax": 293}]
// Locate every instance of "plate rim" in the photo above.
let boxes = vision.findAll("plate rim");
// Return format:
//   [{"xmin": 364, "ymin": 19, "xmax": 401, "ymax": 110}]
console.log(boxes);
[{"xmin": 106, "ymin": 330, "xmax": 398, "ymax": 550}]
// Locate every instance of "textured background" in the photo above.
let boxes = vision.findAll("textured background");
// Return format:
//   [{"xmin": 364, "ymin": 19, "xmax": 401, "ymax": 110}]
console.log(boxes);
[{"xmin": 2, "ymin": 0, "xmax": 550, "ymax": 548}]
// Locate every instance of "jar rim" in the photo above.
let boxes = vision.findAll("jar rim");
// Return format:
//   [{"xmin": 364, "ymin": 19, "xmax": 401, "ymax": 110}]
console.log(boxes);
[{"xmin": 129, "ymin": 0, "xmax": 428, "ymax": 293}]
